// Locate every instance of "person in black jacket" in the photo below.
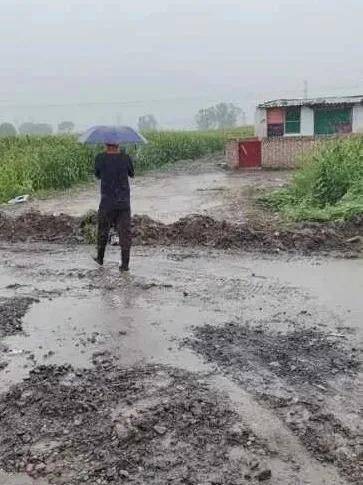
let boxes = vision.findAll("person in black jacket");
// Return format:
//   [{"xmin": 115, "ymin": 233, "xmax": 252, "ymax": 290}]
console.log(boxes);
[{"xmin": 93, "ymin": 144, "xmax": 134, "ymax": 271}]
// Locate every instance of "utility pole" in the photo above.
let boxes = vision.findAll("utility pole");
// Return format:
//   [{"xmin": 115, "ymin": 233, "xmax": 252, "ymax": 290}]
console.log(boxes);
[{"xmin": 303, "ymin": 80, "xmax": 309, "ymax": 99}]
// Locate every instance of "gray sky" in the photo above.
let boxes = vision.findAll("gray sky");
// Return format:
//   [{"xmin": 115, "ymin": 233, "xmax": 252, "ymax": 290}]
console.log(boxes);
[{"xmin": 1, "ymin": 0, "xmax": 362, "ymax": 129}]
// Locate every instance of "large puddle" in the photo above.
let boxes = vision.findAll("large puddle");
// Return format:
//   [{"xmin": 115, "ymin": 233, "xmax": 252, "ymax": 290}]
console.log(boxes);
[{"xmin": 1, "ymin": 245, "xmax": 362, "ymax": 389}]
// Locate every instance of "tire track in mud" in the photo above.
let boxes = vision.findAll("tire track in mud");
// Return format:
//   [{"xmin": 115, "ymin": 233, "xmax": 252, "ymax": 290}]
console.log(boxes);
[{"xmin": 184, "ymin": 323, "xmax": 362, "ymax": 483}]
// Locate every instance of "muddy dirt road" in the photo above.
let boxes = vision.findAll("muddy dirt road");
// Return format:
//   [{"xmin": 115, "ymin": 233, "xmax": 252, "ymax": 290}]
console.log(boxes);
[
  {"xmin": 2, "ymin": 154, "xmax": 290, "ymax": 224},
  {"xmin": 0, "ymin": 156, "xmax": 362, "ymax": 484}
]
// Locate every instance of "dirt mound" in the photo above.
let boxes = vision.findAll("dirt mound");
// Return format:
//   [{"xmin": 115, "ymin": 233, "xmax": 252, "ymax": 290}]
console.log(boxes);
[
  {"xmin": 0, "ymin": 358, "xmax": 271, "ymax": 484},
  {"xmin": 0, "ymin": 211, "xmax": 76, "ymax": 242},
  {"xmin": 141, "ymin": 214, "xmax": 363, "ymax": 253},
  {"xmin": 0, "ymin": 210, "xmax": 362, "ymax": 254}
]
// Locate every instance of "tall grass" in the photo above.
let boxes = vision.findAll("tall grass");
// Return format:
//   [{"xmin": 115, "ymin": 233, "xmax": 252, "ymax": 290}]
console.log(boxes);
[
  {"xmin": 0, "ymin": 127, "xmax": 253, "ymax": 202},
  {"xmin": 260, "ymin": 136, "xmax": 363, "ymax": 221}
]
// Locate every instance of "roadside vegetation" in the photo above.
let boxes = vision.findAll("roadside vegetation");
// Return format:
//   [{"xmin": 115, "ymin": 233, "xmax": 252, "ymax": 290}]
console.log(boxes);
[
  {"xmin": 135, "ymin": 128, "xmax": 252, "ymax": 171},
  {"xmin": 0, "ymin": 127, "xmax": 253, "ymax": 203},
  {"xmin": 260, "ymin": 136, "xmax": 363, "ymax": 222}
]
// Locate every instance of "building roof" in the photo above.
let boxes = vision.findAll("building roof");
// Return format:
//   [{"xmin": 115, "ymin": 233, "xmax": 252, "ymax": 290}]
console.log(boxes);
[{"xmin": 258, "ymin": 95, "xmax": 363, "ymax": 109}]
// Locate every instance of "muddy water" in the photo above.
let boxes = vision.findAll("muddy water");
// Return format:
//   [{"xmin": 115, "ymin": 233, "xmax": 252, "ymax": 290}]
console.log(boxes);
[
  {"xmin": 0, "ymin": 244, "xmax": 361, "ymax": 484},
  {"xmin": 0, "ymin": 245, "xmax": 361, "ymax": 385}
]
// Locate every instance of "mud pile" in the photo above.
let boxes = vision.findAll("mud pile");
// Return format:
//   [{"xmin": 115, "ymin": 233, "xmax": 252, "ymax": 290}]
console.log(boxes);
[
  {"xmin": 0, "ymin": 210, "xmax": 362, "ymax": 254},
  {"xmin": 0, "ymin": 296, "xmax": 37, "ymax": 371},
  {"xmin": 186, "ymin": 323, "xmax": 360, "ymax": 387},
  {"xmin": 185, "ymin": 322, "xmax": 362, "ymax": 483},
  {"xmin": 0, "ymin": 211, "xmax": 76, "ymax": 242},
  {"xmin": 0, "ymin": 297, "xmax": 37, "ymax": 339},
  {"xmin": 132, "ymin": 214, "xmax": 363, "ymax": 253},
  {"xmin": 0, "ymin": 357, "xmax": 271, "ymax": 484}
]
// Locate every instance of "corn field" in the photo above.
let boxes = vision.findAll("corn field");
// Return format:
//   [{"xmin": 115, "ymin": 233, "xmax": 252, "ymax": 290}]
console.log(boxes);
[
  {"xmin": 0, "ymin": 128, "xmax": 253, "ymax": 202},
  {"xmin": 0, "ymin": 136, "xmax": 96, "ymax": 202}
]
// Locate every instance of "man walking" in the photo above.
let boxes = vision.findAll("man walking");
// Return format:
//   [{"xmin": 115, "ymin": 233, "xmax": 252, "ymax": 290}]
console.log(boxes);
[{"xmin": 93, "ymin": 143, "xmax": 134, "ymax": 271}]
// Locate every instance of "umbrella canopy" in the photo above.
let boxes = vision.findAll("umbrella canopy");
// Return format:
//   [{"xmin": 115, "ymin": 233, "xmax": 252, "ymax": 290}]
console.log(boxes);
[{"xmin": 78, "ymin": 126, "xmax": 148, "ymax": 145}]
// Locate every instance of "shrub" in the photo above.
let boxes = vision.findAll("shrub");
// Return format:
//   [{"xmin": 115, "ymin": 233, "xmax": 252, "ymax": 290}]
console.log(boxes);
[{"xmin": 260, "ymin": 136, "xmax": 363, "ymax": 222}]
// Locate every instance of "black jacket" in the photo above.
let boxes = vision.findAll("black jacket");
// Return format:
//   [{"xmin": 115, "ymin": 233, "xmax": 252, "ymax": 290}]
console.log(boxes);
[{"xmin": 95, "ymin": 151, "xmax": 134, "ymax": 210}]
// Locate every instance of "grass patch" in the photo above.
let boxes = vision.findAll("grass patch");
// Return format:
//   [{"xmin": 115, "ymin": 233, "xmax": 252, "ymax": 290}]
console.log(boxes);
[
  {"xmin": 0, "ymin": 127, "xmax": 253, "ymax": 202},
  {"xmin": 260, "ymin": 136, "xmax": 363, "ymax": 222}
]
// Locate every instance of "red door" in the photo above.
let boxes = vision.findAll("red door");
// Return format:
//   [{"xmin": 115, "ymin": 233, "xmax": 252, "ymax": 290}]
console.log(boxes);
[{"xmin": 238, "ymin": 139, "xmax": 261, "ymax": 168}]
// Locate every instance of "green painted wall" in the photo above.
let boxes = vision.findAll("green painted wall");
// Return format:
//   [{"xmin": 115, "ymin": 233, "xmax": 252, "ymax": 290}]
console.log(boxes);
[{"xmin": 314, "ymin": 108, "xmax": 352, "ymax": 135}]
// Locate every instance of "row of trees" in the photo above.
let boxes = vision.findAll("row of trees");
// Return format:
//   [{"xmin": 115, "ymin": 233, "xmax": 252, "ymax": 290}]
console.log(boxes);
[
  {"xmin": 137, "ymin": 103, "xmax": 244, "ymax": 132},
  {"xmin": 0, "ymin": 103, "xmax": 244, "ymax": 137},
  {"xmin": 195, "ymin": 103, "xmax": 243, "ymax": 130},
  {"xmin": 0, "ymin": 121, "xmax": 75, "ymax": 137},
  {"xmin": 137, "ymin": 104, "xmax": 244, "ymax": 132}
]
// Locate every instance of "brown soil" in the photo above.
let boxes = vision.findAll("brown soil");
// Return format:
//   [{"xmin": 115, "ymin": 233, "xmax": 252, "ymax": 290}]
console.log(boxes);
[
  {"xmin": 0, "ymin": 210, "xmax": 362, "ymax": 255},
  {"xmin": 0, "ymin": 356, "xmax": 272, "ymax": 485}
]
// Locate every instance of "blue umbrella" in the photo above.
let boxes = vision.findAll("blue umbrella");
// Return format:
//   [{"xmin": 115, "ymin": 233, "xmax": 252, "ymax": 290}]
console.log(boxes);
[{"xmin": 78, "ymin": 126, "xmax": 148, "ymax": 145}]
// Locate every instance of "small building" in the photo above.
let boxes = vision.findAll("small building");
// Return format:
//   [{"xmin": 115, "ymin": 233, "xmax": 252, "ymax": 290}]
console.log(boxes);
[
  {"xmin": 226, "ymin": 95, "xmax": 363, "ymax": 170},
  {"xmin": 256, "ymin": 95, "xmax": 363, "ymax": 139}
]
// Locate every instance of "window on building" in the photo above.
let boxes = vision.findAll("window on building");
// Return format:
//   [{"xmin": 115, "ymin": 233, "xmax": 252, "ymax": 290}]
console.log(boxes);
[
  {"xmin": 285, "ymin": 107, "xmax": 301, "ymax": 134},
  {"xmin": 314, "ymin": 107, "xmax": 352, "ymax": 135},
  {"xmin": 267, "ymin": 108, "xmax": 284, "ymax": 137},
  {"xmin": 267, "ymin": 124, "xmax": 284, "ymax": 137}
]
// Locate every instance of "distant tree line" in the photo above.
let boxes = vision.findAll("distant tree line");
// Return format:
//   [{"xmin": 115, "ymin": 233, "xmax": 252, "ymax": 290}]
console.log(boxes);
[
  {"xmin": 0, "ymin": 120, "xmax": 76, "ymax": 138},
  {"xmin": 195, "ymin": 103, "xmax": 244, "ymax": 130},
  {"xmin": 0, "ymin": 107, "xmax": 245, "ymax": 138}
]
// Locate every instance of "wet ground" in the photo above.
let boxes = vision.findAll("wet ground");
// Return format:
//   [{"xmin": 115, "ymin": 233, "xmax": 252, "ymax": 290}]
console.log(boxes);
[
  {"xmin": 0, "ymin": 243, "xmax": 362, "ymax": 484},
  {"xmin": 0, "ymin": 156, "xmax": 362, "ymax": 484},
  {"xmin": 2, "ymin": 154, "xmax": 290, "ymax": 224}
]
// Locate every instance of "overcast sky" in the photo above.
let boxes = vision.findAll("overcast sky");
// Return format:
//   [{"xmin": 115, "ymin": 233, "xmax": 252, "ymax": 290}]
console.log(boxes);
[{"xmin": 1, "ymin": 0, "xmax": 362, "ymax": 128}]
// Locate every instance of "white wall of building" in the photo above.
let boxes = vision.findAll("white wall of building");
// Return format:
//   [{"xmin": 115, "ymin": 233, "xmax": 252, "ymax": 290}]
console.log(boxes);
[
  {"xmin": 352, "ymin": 104, "xmax": 363, "ymax": 133},
  {"xmin": 255, "ymin": 108, "xmax": 267, "ymax": 139}
]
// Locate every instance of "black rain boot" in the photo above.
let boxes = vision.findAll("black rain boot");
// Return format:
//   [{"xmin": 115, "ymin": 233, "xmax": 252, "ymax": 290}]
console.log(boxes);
[
  {"xmin": 119, "ymin": 249, "xmax": 130, "ymax": 272},
  {"xmin": 93, "ymin": 254, "xmax": 104, "ymax": 266},
  {"xmin": 93, "ymin": 243, "xmax": 105, "ymax": 266}
]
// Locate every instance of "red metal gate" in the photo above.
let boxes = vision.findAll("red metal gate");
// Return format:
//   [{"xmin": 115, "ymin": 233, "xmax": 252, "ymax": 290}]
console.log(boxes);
[{"xmin": 238, "ymin": 138, "xmax": 261, "ymax": 168}]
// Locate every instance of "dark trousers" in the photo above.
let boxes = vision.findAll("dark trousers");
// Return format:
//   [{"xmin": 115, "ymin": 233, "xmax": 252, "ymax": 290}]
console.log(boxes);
[{"xmin": 97, "ymin": 207, "xmax": 132, "ymax": 260}]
